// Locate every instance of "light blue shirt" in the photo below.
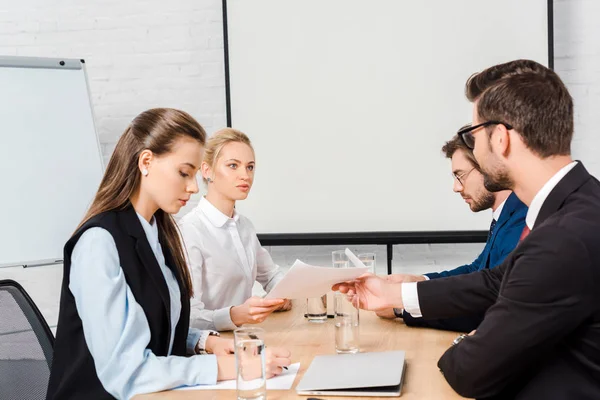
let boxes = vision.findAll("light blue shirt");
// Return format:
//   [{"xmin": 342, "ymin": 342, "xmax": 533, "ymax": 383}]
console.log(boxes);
[{"xmin": 69, "ymin": 213, "xmax": 218, "ymax": 399}]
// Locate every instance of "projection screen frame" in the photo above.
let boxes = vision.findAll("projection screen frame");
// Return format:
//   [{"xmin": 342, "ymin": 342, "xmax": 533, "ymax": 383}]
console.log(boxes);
[{"xmin": 221, "ymin": 0, "xmax": 554, "ymax": 273}]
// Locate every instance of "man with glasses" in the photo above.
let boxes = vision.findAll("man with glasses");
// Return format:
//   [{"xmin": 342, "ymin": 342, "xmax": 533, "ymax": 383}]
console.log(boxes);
[
  {"xmin": 334, "ymin": 59, "xmax": 600, "ymax": 399},
  {"xmin": 376, "ymin": 131, "xmax": 527, "ymax": 334}
]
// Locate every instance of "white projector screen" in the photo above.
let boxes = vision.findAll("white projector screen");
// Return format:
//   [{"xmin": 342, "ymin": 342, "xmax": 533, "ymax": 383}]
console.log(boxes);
[
  {"xmin": 0, "ymin": 57, "xmax": 103, "ymax": 267},
  {"xmin": 225, "ymin": 0, "xmax": 551, "ymax": 235}
]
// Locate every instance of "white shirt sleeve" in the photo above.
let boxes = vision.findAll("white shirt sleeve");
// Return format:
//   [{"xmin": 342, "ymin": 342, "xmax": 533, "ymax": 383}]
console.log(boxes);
[
  {"xmin": 69, "ymin": 228, "xmax": 219, "ymax": 399},
  {"xmin": 255, "ymin": 244, "xmax": 285, "ymax": 294},
  {"xmin": 401, "ymin": 282, "xmax": 423, "ymax": 318},
  {"xmin": 183, "ymin": 229, "xmax": 237, "ymax": 332}
]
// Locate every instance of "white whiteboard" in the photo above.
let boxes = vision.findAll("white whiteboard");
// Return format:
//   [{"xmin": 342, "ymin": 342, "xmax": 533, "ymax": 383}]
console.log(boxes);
[
  {"xmin": 0, "ymin": 57, "xmax": 103, "ymax": 267},
  {"xmin": 225, "ymin": 0, "xmax": 550, "ymax": 234}
]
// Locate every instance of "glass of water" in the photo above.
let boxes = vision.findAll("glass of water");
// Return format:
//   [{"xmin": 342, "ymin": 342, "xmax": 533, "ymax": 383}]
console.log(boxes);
[
  {"xmin": 234, "ymin": 327, "xmax": 267, "ymax": 400},
  {"xmin": 358, "ymin": 252, "xmax": 376, "ymax": 274},
  {"xmin": 306, "ymin": 294, "xmax": 327, "ymax": 322},
  {"xmin": 332, "ymin": 250, "xmax": 350, "ymax": 316},
  {"xmin": 332, "ymin": 250, "xmax": 349, "ymax": 268},
  {"xmin": 335, "ymin": 295, "xmax": 360, "ymax": 354}
]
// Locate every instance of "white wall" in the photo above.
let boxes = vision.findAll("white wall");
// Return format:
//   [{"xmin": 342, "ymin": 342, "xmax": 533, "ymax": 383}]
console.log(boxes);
[
  {"xmin": 0, "ymin": 0, "xmax": 227, "ymax": 174},
  {"xmin": 1, "ymin": 0, "xmax": 596, "ymax": 205},
  {"xmin": 1, "ymin": 0, "xmax": 600, "ymax": 327},
  {"xmin": 554, "ymin": 0, "xmax": 600, "ymax": 177}
]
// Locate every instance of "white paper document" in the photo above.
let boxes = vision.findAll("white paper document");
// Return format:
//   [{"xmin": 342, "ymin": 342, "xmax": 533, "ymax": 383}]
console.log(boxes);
[
  {"xmin": 176, "ymin": 362, "xmax": 300, "ymax": 391},
  {"xmin": 345, "ymin": 248, "xmax": 368, "ymax": 269},
  {"xmin": 265, "ymin": 260, "xmax": 368, "ymax": 299}
]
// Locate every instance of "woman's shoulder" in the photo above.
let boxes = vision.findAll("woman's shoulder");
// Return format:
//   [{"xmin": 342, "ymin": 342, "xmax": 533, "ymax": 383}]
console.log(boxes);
[
  {"xmin": 75, "ymin": 227, "xmax": 115, "ymax": 249},
  {"xmin": 178, "ymin": 208, "xmax": 212, "ymax": 240}
]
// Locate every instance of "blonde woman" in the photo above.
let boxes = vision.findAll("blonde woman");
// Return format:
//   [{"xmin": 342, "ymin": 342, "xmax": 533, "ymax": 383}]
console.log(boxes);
[
  {"xmin": 179, "ymin": 128, "xmax": 291, "ymax": 332},
  {"xmin": 47, "ymin": 111, "xmax": 290, "ymax": 400}
]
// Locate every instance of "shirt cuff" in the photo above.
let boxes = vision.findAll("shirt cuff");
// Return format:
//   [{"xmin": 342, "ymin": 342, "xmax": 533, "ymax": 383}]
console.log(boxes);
[
  {"xmin": 187, "ymin": 328, "xmax": 203, "ymax": 355},
  {"xmin": 401, "ymin": 282, "xmax": 423, "ymax": 317},
  {"xmin": 191, "ymin": 354, "xmax": 219, "ymax": 385},
  {"xmin": 213, "ymin": 306, "xmax": 238, "ymax": 331},
  {"xmin": 422, "ymin": 275, "xmax": 430, "ymax": 280}
]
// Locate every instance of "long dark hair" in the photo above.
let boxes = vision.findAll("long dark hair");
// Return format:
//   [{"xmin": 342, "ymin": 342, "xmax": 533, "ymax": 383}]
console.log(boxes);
[{"xmin": 77, "ymin": 108, "xmax": 206, "ymax": 298}]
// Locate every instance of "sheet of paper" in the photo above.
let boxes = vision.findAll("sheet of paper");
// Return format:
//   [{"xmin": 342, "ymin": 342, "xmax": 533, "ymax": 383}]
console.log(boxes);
[
  {"xmin": 176, "ymin": 362, "xmax": 300, "ymax": 391},
  {"xmin": 345, "ymin": 248, "xmax": 368, "ymax": 269},
  {"xmin": 265, "ymin": 260, "xmax": 368, "ymax": 299}
]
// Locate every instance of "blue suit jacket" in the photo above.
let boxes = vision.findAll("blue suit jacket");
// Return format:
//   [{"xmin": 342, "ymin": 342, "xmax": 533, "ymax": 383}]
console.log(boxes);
[
  {"xmin": 426, "ymin": 192, "xmax": 527, "ymax": 279},
  {"xmin": 403, "ymin": 192, "xmax": 527, "ymax": 332}
]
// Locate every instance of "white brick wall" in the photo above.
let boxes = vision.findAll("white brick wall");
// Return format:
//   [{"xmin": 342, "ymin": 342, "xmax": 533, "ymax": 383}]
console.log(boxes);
[
  {"xmin": 554, "ymin": 0, "xmax": 600, "ymax": 177},
  {"xmin": 2, "ymin": 0, "xmax": 600, "ymax": 326},
  {"xmin": 0, "ymin": 0, "xmax": 596, "ymax": 208},
  {"xmin": 0, "ymin": 0, "xmax": 227, "ymax": 170}
]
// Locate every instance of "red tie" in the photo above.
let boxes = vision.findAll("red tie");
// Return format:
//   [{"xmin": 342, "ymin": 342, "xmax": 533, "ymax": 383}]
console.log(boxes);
[{"xmin": 519, "ymin": 226, "xmax": 531, "ymax": 242}]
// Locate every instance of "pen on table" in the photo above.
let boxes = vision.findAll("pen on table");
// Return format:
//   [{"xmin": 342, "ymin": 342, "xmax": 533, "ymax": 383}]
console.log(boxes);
[{"xmin": 249, "ymin": 333, "xmax": 288, "ymax": 370}]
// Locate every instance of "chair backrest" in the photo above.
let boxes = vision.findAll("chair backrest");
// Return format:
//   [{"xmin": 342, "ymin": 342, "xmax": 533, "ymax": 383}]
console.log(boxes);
[{"xmin": 0, "ymin": 279, "xmax": 55, "ymax": 400}]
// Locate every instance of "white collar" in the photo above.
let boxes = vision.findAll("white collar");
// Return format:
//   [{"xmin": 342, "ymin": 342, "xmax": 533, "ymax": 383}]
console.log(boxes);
[
  {"xmin": 492, "ymin": 197, "xmax": 507, "ymax": 222},
  {"xmin": 197, "ymin": 196, "xmax": 240, "ymax": 228},
  {"xmin": 526, "ymin": 161, "xmax": 578, "ymax": 229}
]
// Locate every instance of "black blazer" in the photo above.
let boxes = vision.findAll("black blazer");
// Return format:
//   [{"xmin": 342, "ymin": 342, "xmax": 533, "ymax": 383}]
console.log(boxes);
[
  {"xmin": 47, "ymin": 206, "xmax": 191, "ymax": 399},
  {"xmin": 417, "ymin": 162, "xmax": 600, "ymax": 400}
]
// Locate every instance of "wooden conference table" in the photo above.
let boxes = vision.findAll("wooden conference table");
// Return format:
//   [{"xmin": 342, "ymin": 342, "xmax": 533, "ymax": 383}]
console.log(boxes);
[{"xmin": 137, "ymin": 304, "xmax": 468, "ymax": 400}]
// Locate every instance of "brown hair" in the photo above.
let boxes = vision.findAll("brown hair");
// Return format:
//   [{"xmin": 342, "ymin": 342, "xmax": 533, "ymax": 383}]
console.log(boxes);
[
  {"xmin": 442, "ymin": 127, "xmax": 481, "ymax": 171},
  {"xmin": 465, "ymin": 59, "xmax": 573, "ymax": 158},
  {"xmin": 78, "ymin": 108, "xmax": 206, "ymax": 298},
  {"xmin": 203, "ymin": 128, "xmax": 253, "ymax": 183}
]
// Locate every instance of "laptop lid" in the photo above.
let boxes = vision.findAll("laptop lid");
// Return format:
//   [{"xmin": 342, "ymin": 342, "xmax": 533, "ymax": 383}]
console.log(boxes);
[{"xmin": 296, "ymin": 350, "xmax": 406, "ymax": 397}]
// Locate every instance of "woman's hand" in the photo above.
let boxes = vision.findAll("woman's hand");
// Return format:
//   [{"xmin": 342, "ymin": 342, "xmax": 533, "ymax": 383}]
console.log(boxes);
[
  {"xmin": 205, "ymin": 336, "xmax": 234, "ymax": 355},
  {"xmin": 264, "ymin": 347, "xmax": 292, "ymax": 378},
  {"xmin": 274, "ymin": 299, "xmax": 292, "ymax": 312},
  {"xmin": 230, "ymin": 296, "xmax": 285, "ymax": 326},
  {"xmin": 216, "ymin": 347, "xmax": 291, "ymax": 381}
]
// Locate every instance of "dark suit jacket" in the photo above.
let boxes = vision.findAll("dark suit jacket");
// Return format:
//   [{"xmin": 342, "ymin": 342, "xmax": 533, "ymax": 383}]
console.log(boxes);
[
  {"xmin": 403, "ymin": 192, "xmax": 527, "ymax": 332},
  {"xmin": 417, "ymin": 162, "xmax": 600, "ymax": 399}
]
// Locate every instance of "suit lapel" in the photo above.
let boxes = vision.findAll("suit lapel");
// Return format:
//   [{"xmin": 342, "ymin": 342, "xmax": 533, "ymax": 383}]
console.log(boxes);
[
  {"xmin": 535, "ymin": 162, "xmax": 591, "ymax": 228},
  {"xmin": 491, "ymin": 194, "xmax": 520, "ymax": 239},
  {"xmin": 121, "ymin": 206, "xmax": 171, "ymax": 323},
  {"xmin": 158, "ymin": 233, "xmax": 187, "ymax": 307},
  {"xmin": 482, "ymin": 193, "xmax": 525, "ymax": 269}
]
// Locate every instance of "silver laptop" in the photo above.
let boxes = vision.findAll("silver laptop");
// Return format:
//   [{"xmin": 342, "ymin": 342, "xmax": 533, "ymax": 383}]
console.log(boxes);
[{"xmin": 296, "ymin": 350, "xmax": 406, "ymax": 397}]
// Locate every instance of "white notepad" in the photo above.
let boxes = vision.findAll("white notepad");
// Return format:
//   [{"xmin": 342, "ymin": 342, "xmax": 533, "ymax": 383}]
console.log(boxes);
[{"xmin": 176, "ymin": 362, "xmax": 300, "ymax": 391}]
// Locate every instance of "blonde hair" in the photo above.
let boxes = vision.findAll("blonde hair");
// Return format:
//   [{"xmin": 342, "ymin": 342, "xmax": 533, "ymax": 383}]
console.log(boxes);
[
  {"xmin": 77, "ymin": 108, "xmax": 206, "ymax": 298},
  {"xmin": 203, "ymin": 128, "xmax": 253, "ymax": 183}
]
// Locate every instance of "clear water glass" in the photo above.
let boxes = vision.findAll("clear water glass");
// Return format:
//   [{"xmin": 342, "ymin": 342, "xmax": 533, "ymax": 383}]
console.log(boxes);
[{"xmin": 234, "ymin": 327, "xmax": 267, "ymax": 400}]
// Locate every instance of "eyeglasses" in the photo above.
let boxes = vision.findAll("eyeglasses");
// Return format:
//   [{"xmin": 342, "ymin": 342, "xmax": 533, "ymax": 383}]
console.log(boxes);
[
  {"xmin": 453, "ymin": 167, "xmax": 475, "ymax": 186},
  {"xmin": 458, "ymin": 121, "xmax": 513, "ymax": 149}
]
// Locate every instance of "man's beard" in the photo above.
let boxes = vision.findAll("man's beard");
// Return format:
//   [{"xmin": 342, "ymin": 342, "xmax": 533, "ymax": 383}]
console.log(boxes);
[
  {"xmin": 470, "ymin": 190, "xmax": 495, "ymax": 212},
  {"xmin": 482, "ymin": 170, "xmax": 513, "ymax": 192}
]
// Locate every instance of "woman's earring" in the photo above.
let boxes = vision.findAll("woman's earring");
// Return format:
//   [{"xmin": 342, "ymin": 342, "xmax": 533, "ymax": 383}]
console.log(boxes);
[
  {"xmin": 142, "ymin": 169, "xmax": 149, "ymax": 177},
  {"xmin": 206, "ymin": 177, "xmax": 212, "ymax": 183}
]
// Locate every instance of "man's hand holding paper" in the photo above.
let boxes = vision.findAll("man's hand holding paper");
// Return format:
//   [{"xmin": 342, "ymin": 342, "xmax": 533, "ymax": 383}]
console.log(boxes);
[
  {"xmin": 332, "ymin": 274, "xmax": 404, "ymax": 311},
  {"xmin": 265, "ymin": 260, "xmax": 368, "ymax": 300}
]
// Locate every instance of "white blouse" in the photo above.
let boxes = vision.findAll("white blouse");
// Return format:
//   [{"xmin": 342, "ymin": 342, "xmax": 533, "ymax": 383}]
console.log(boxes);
[{"xmin": 178, "ymin": 197, "xmax": 284, "ymax": 331}]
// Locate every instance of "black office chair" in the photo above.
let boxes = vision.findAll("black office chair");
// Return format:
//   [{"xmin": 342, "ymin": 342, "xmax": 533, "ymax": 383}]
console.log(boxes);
[{"xmin": 0, "ymin": 279, "xmax": 55, "ymax": 400}]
